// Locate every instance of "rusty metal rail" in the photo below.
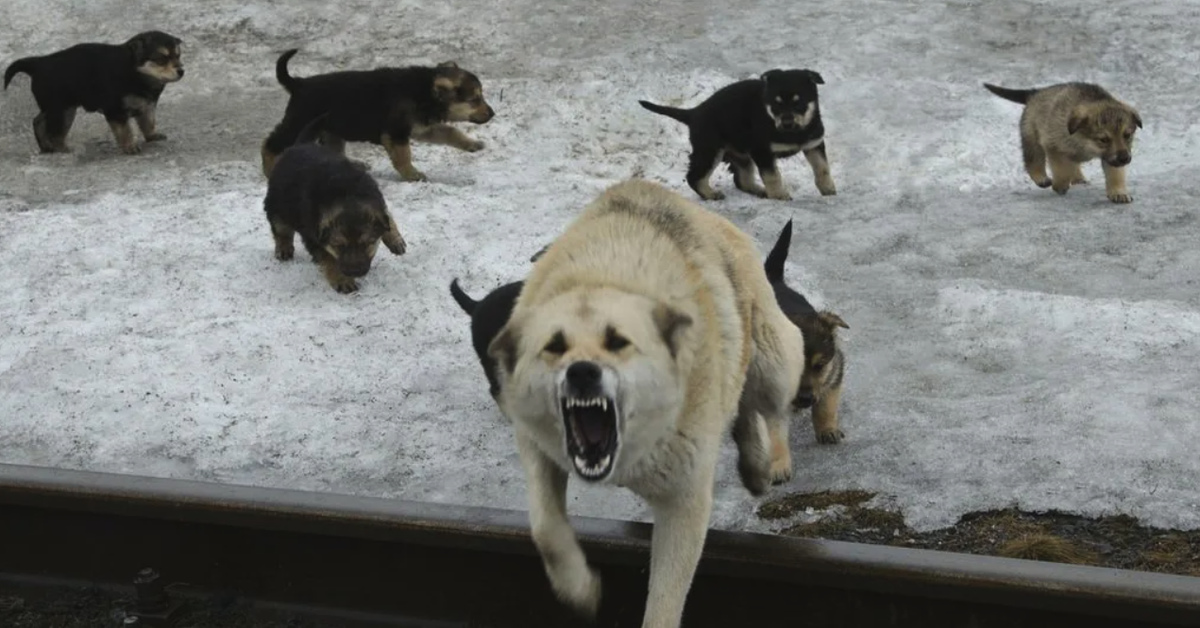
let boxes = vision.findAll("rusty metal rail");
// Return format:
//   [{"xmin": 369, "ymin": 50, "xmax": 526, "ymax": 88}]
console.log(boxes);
[{"xmin": 0, "ymin": 462, "xmax": 1197, "ymax": 627}]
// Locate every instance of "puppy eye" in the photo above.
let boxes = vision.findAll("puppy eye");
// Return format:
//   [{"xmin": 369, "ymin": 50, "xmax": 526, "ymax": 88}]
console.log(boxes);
[
  {"xmin": 1123, "ymin": 131, "xmax": 1133, "ymax": 139},
  {"xmin": 812, "ymin": 361, "xmax": 827, "ymax": 371},
  {"xmin": 604, "ymin": 327, "xmax": 630, "ymax": 352},
  {"xmin": 774, "ymin": 96, "xmax": 782, "ymax": 103},
  {"xmin": 792, "ymin": 94, "xmax": 800, "ymax": 101},
  {"xmin": 1097, "ymin": 137, "xmax": 1110, "ymax": 144},
  {"xmin": 543, "ymin": 332, "xmax": 568, "ymax": 355}
]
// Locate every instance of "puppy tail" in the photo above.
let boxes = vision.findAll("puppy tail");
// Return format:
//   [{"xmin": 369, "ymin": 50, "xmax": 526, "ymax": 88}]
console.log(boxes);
[
  {"xmin": 449, "ymin": 278, "xmax": 478, "ymax": 315},
  {"xmin": 763, "ymin": 219, "xmax": 793, "ymax": 283},
  {"xmin": 638, "ymin": 100, "xmax": 692, "ymax": 124},
  {"xmin": 293, "ymin": 112, "xmax": 330, "ymax": 146},
  {"xmin": 3, "ymin": 57, "xmax": 36, "ymax": 89},
  {"xmin": 275, "ymin": 48, "xmax": 301, "ymax": 92},
  {"xmin": 983, "ymin": 83, "xmax": 1036, "ymax": 105}
]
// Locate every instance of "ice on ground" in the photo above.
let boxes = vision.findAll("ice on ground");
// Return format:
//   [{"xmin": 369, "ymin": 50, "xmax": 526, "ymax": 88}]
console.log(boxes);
[{"xmin": 1, "ymin": 0, "xmax": 1199, "ymax": 533}]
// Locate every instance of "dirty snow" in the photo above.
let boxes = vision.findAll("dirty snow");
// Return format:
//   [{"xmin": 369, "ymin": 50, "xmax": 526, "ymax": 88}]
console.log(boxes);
[{"xmin": 1, "ymin": 0, "xmax": 1198, "ymax": 532}]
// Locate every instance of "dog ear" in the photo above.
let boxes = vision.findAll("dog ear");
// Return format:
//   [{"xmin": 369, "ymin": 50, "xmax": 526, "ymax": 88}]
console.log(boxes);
[
  {"xmin": 1131, "ymin": 110, "xmax": 1143, "ymax": 129},
  {"xmin": 127, "ymin": 36, "xmax": 146, "ymax": 60},
  {"xmin": 488, "ymin": 322, "xmax": 521, "ymax": 374},
  {"xmin": 653, "ymin": 303, "xmax": 693, "ymax": 359},
  {"xmin": 760, "ymin": 68, "xmax": 782, "ymax": 82},
  {"xmin": 1067, "ymin": 108, "xmax": 1089, "ymax": 135},
  {"xmin": 530, "ymin": 243, "xmax": 551, "ymax": 263},
  {"xmin": 437, "ymin": 61, "xmax": 459, "ymax": 69},
  {"xmin": 802, "ymin": 69, "xmax": 825, "ymax": 85},
  {"xmin": 818, "ymin": 310, "xmax": 850, "ymax": 331},
  {"xmin": 433, "ymin": 75, "xmax": 457, "ymax": 102}
]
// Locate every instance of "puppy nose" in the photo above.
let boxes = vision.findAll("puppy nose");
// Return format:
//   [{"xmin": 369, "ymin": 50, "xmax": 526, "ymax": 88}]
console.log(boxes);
[
  {"xmin": 566, "ymin": 361, "xmax": 602, "ymax": 388},
  {"xmin": 1114, "ymin": 151, "xmax": 1131, "ymax": 166},
  {"xmin": 177, "ymin": 68, "xmax": 185, "ymax": 77},
  {"xmin": 794, "ymin": 392, "xmax": 815, "ymax": 408}
]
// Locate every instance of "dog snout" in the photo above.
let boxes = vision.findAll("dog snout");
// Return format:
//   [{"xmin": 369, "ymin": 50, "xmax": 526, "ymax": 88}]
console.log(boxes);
[
  {"xmin": 1110, "ymin": 150, "xmax": 1131, "ymax": 167},
  {"xmin": 566, "ymin": 361, "xmax": 603, "ymax": 392},
  {"xmin": 793, "ymin": 390, "xmax": 815, "ymax": 409},
  {"xmin": 339, "ymin": 257, "xmax": 372, "ymax": 278},
  {"xmin": 176, "ymin": 67, "xmax": 185, "ymax": 78},
  {"xmin": 471, "ymin": 104, "xmax": 494, "ymax": 123}
]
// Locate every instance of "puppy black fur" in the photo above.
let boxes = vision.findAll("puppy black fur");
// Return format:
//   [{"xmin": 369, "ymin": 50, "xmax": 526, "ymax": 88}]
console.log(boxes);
[
  {"xmin": 450, "ymin": 278, "xmax": 524, "ymax": 400},
  {"xmin": 260, "ymin": 49, "xmax": 495, "ymax": 182},
  {"xmin": 639, "ymin": 68, "xmax": 836, "ymax": 201},
  {"xmin": 4, "ymin": 31, "xmax": 184, "ymax": 154},
  {"xmin": 264, "ymin": 115, "xmax": 407, "ymax": 294}
]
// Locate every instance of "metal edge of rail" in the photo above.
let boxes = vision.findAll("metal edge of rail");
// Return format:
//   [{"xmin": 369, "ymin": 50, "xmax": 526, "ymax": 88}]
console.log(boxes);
[{"xmin": 0, "ymin": 462, "xmax": 1197, "ymax": 626}]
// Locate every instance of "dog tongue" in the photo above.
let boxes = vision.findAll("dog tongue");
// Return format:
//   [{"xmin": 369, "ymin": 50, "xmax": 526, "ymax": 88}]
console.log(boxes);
[{"xmin": 579, "ymin": 414, "xmax": 610, "ymax": 445}]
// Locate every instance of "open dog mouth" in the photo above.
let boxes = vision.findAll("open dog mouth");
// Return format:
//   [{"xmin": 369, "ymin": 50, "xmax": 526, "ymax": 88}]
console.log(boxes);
[{"xmin": 560, "ymin": 394, "xmax": 619, "ymax": 481}]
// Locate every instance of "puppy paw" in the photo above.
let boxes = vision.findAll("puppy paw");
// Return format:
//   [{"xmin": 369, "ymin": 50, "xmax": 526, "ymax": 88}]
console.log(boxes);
[
  {"xmin": 121, "ymin": 143, "xmax": 142, "ymax": 155},
  {"xmin": 817, "ymin": 429, "xmax": 845, "ymax": 445},
  {"xmin": 274, "ymin": 245, "xmax": 294, "ymax": 261},
  {"xmin": 400, "ymin": 169, "xmax": 428, "ymax": 183},
  {"xmin": 145, "ymin": 132, "xmax": 167, "ymax": 142},
  {"xmin": 464, "ymin": 140, "xmax": 485, "ymax": 152},
  {"xmin": 1071, "ymin": 176, "xmax": 1089, "ymax": 185},
  {"xmin": 1051, "ymin": 182, "xmax": 1070, "ymax": 195},
  {"xmin": 1108, "ymin": 191, "xmax": 1133, "ymax": 203},
  {"xmin": 769, "ymin": 458, "xmax": 793, "ymax": 485},
  {"xmin": 767, "ymin": 190, "xmax": 793, "ymax": 201},
  {"xmin": 700, "ymin": 190, "xmax": 726, "ymax": 201},
  {"xmin": 817, "ymin": 177, "xmax": 838, "ymax": 196},
  {"xmin": 550, "ymin": 565, "xmax": 602, "ymax": 620},
  {"xmin": 332, "ymin": 277, "xmax": 360, "ymax": 294},
  {"xmin": 1034, "ymin": 178, "xmax": 1052, "ymax": 188},
  {"xmin": 382, "ymin": 233, "xmax": 407, "ymax": 255}
]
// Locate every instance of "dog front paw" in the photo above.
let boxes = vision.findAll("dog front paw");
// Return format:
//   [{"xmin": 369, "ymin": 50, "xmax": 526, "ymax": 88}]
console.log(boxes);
[
  {"xmin": 699, "ymin": 190, "xmax": 726, "ymax": 201},
  {"xmin": 1108, "ymin": 191, "xmax": 1133, "ymax": 203},
  {"xmin": 817, "ymin": 429, "xmax": 845, "ymax": 444},
  {"xmin": 550, "ymin": 565, "xmax": 602, "ymax": 620},
  {"xmin": 769, "ymin": 458, "xmax": 793, "ymax": 485},
  {"xmin": 767, "ymin": 190, "xmax": 793, "ymax": 201},
  {"xmin": 274, "ymin": 244, "xmax": 294, "ymax": 261},
  {"xmin": 464, "ymin": 140, "xmax": 485, "ymax": 152},
  {"xmin": 817, "ymin": 180, "xmax": 838, "ymax": 196},
  {"xmin": 400, "ymin": 169, "xmax": 428, "ymax": 183},
  {"xmin": 120, "ymin": 143, "xmax": 142, "ymax": 155},
  {"xmin": 145, "ymin": 132, "xmax": 167, "ymax": 142},
  {"xmin": 1051, "ymin": 181, "xmax": 1070, "ymax": 195},
  {"xmin": 332, "ymin": 277, "xmax": 360, "ymax": 294},
  {"xmin": 382, "ymin": 232, "xmax": 407, "ymax": 255},
  {"xmin": 1034, "ymin": 178, "xmax": 1053, "ymax": 188}
]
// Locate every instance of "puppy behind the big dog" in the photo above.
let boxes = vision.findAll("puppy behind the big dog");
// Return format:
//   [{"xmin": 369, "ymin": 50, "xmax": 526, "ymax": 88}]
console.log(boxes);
[
  {"xmin": 264, "ymin": 114, "xmax": 407, "ymax": 294},
  {"xmin": 488, "ymin": 179, "xmax": 803, "ymax": 628},
  {"xmin": 763, "ymin": 219, "xmax": 849, "ymax": 444},
  {"xmin": 638, "ymin": 69, "xmax": 836, "ymax": 201},
  {"xmin": 450, "ymin": 278, "xmax": 524, "ymax": 401},
  {"xmin": 3, "ymin": 31, "xmax": 184, "ymax": 155},
  {"xmin": 983, "ymin": 81, "xmax": 1142, "ymax": 203},
  {"xmin": 261, "ymin": 49, "xmax": 495, "ymax": 181}
]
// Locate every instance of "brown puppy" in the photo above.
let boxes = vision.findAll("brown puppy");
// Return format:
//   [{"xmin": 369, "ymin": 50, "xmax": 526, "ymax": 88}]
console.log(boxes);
[
  {"xmin": 261, "ymin": 49, "xmax": 495, "ymax": 181},
  {"xmin": 763, "ymin": 219, "xmax": 849, "ymax": 444},
  {"xmin": 984, "ymin": 82, "xmax": 1142, "ymax": 203}
]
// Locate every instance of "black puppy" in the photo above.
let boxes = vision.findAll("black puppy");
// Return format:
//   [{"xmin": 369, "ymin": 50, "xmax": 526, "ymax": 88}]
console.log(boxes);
[
  {"xmin": 261, "ymin": 49, "xmax": 495, "ymax": 182},
  {"xmin": 4, "ymin": 31, "xmax": 184, "ymax": 155},
  {"xmin": 639, "ymin": 69, "xmax": 836, "ymax": 201},
  {"xmin": 450, "ymin": 279, "xmax": 524, "ymax": 400},
  {"xmin": 264, "ymin": 115, "xmax": 408, "ymax": 294}
]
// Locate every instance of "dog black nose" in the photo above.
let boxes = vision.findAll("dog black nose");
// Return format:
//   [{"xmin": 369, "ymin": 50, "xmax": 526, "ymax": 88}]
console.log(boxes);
[
  {"xmin": 793, "ymin": 392, "xmax": 815, "ymax": 409},
  {"xmin": 341, "ymin": 261, "xmax": 371, "ymax": 278},
  {"xmin": 1112, "ymin": 151, "xmax": 1131, "ymax": 166},
  {"xmin": 177, "ymin": 68, "xmax": 185, "ymax": 77},
  {"xmin": 566, "ymin": 361, "xmax": 602, "ymax": 389}
]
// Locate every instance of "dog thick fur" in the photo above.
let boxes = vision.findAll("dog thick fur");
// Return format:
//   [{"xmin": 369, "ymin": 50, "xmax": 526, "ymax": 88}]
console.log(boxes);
[
  {"xmin": 263, "ymin": 116, "xmax": 407, "ymax": 294},
  {"xmin": 638, "ymin": 69, "xmax": 835, "ymax": 201},
  {"xmin": 4, "ymin": 31, "xmax": 184, "ymax": 155},
  {"xmin": 984, "ymin": 82, "xmax": 1142, "ymax": 203},
  {"xmin": 488, "ymin": 180, "xmax": 803, "ymax": 628},
  {"xmin": 450, "ymin": 278, "xmax": 524, "ymax": 401},
  {"xmin": 261, "ymin": 49, "xmax": 495, "ymax": 181},
  {"xmin": 763, "ymin": 219, "xmax": 848, "ymax": 444}
]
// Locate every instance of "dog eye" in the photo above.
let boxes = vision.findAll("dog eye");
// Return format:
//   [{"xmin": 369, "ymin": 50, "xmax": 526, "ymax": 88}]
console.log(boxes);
[
  {"xmin": 543, "ymin": 332, "xmax": 568, "ymax": 355},
  {"xmin": 1123, "ymin": 132, "xmax": 1133, "ymax": 139},
  {"xmin": 812, "ymin": 361, "xmax": 826, "ymax": 371},
  {"xmin": 604, "ymin": 327, "xmax": 630, "ymax": 352},
  {"xmin": 791, "ymin": 94, "xmax": 799, "ymax": 101},
  {"xmin": 1097, "ymin": 137, "xmax": 1110, "ymax": 144},
  {"xmin": 774, "ymin": 96, "xmax": 782, "ymax": 103}
]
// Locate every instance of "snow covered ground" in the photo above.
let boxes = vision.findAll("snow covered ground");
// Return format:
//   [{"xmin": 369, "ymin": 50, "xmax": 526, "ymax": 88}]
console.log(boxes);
[{"xmin": 2, "ymin": 0, "xmax": 1199, "ymax": 533}]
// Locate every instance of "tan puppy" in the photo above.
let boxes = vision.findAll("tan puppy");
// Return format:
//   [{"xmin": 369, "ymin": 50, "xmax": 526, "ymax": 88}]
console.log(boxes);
[
  {"xmin": 488, "ymin": 180, "xmax": 803, "ymax": 628},
  {"xmin": 984, "ymin": 82, "xmax": 1143, "ymax": 203}
]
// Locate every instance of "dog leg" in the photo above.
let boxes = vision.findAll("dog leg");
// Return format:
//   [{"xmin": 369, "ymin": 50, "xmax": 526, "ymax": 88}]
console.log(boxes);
[
  {"xmin": 515, "ymin": 431, "xmax": 601, "ymax": 619},
  {"xmin": 270, "ymin": 219, "xmax": 295, "ymax": 261},
  {"xmin": 686, "ymin": 144, "xmax": 725, "ymax": 201},
  {"xmin": 812, "ymin": 385, "xmax": 845, "ymax": 444},
  {"xmin": 1047, "ymin": 154, "xmax": 1075, "ymax": 195},
  {"xmin": 105, "ymin": 113, "xmax": 140, "ymax": 155},
  {"xmin": 1102, "ymin": 161, "xmax": 1132, "ymax": 203},
  {"xmin": 412, "ymin": 124, "xmax": 485, "ymax": 152},
  {"xmin": 381, "ymin": 214, "xmax": 407, "ymax": 255},
  {"xmin": 1022, "ymin": 135, "xmax": 1052, "ymax": 188},
  {"xmin": 727, "ymin": 152, "xmax": 766, "ymax": 197},
  {"xmin": 765, "ymin": 418, "xmax": 793, "ymax": 484},
  {"xmin": 134, "ymin": 102, "xmax": 167, "ymax": 141},
  {"xmin": 382, "ymin": 133, "xmax": 428, "ymax": 182},
  {"xmin": 751, "ymin": 149, "xmax": 791, "ymax": 200},
  {"xmin": 731, "ymin": 398, "xmax": 772, "ymax": 496},
  {"xmin": 1068, "ymin": 162, "xmax": 1088, "ymax": 185},
  {"xmin": 803, "ymin": 142, "xmax": 837, "ymax": 196},
  {"xmin": 316, "ymin": 252, "xmax": 359, "ymax": 294},
  {"xmin": 642, "ymin": 470, "xmax": 715, "ymax": 628},
  {"xmin": 260, "ymin": 140, "xmax": 280, "ymax": 179},
  {"xmin": 32, "ymin": 112, "xmax": 55, "ymax": 153}
]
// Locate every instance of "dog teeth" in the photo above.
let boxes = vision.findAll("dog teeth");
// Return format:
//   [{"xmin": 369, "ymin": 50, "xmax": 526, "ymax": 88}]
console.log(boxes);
[
  {"xmin": 565, "ymin": 396, "xmax": 607, "ymax": 410},
  {"xmin": 573, "ymin": 454, "xmax": 613, "ymax": 478}
]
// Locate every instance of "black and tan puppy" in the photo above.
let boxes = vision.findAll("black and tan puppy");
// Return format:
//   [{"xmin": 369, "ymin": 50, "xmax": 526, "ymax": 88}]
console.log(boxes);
[
  {"xmin": 639, "ymin": 69, "xmax": 836, "ymax": 201},
  {"xmin": 764, "ymin": 219, "xmax": 848, "ymax": 444},
  {"xmin": 261, "ymin": 49, "xmax": 495, "ymax": 182},
  {"xmin": 264, "ymin": 115, "xmax": 408, "ymax": 294},
  {"xmin": 450, "ymin": 279, "xmax": 524, "ymax": 401},
  {"xmin": 4, "ymin": 31, "xmax": 184, "ymax": 155},
  {"xmin": 984, "ymin": 82, "xmax": 1142, "ymax": 203}
]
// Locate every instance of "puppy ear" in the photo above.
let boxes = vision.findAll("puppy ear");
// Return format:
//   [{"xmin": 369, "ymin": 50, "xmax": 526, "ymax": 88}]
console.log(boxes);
[
  {"xmin": 818, "ymin": 310, "xmax": 850, "ymax": 331},
  {"xmin": 530, "ymin": 243, "xmax": 551, "ymax": 263},
  {"xmin": 803, "ymin": 69, "xmax": 825, "ymax": 85},
  {"xmin": 433, "ymin": 75, "xmax": 457, "ymax": 101},
  {"xmin": 653, "ymin": 303, "xmax": 693, "ymax": 359},
  {"xmin": 127, "ymin": 37, "xmax": 146, "ymax": 60},
  {"xmin": 488, "ymin": 322, "xmax": 521, "ymax": 374},
  {"xmin": 760, "ymin": 68, "xmax": 782, "ymax": 82},
  {"xmin": 437, "ymin": 60, "xmax": 459, "ymax": 69},
  {"xmin": 1131, "ymin": 110, "xmax": 1143, "ymax": 129},
  {"xmin": 1067, "ymin": 108, "xmax": 1089, "ymax": 135}
]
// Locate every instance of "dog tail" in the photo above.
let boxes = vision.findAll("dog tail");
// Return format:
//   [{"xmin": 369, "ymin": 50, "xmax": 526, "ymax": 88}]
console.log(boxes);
[
  {"xmin": 276, "ymin": 48, "xmax": 301, "ymax": 92},
  {"xmin": 638, "ymin": 100, "xmax": 692, "ymax": 124},
  {"xmin": 449, "ymin": 278, "xmax": 478, "ymax": 315},
  {"xmin": 293, "ymin": 112, "xmax": 330, "ymax": 146},
  {"xmin": 982, "ymin": 83, "xmax": 1036, "ymax": 105},
  {"xmin": 764, "ymin": 219, "xmax": 793, "ymax": 283},
  {"xmin": 3, "ymin": 57, "xmax": 37, "ymax": 89}
]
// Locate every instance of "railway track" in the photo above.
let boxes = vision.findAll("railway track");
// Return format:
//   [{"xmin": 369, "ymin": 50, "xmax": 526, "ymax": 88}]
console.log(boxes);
[{"xmin": 0, "ymin": 462, "xmax": 1196, "ymax": 627}]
